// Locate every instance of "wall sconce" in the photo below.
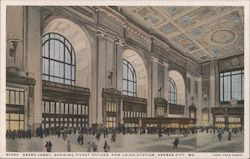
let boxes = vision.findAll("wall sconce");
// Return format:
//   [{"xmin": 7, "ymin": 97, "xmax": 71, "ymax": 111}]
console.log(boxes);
[
  {"xmin": 158, "ymin": 86, "xmax": 162, "ymax": 98},
  {"xmin": 7, "ymin": 36, "xmax": 22, "ymax": 63},
  {"xmin": 107, "ymin": 70, "xmax": 115, "ymax": 85}
]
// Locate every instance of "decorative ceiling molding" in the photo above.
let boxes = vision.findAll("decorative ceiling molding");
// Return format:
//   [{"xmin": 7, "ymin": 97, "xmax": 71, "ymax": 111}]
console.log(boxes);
[{"xmin": 118, "ymin": 6, "xmax": 244, "ymax": 64}]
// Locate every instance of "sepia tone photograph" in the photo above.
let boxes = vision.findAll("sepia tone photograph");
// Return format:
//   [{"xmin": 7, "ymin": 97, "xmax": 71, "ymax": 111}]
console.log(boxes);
[{"xmin": 2, "ymin": 0, "xmax": 249, "ymax": 158}]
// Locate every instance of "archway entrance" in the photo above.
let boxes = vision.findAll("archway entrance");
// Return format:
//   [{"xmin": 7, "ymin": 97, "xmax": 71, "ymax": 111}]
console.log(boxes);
[{"xmin": 42, "ymin": 18, "xmax": 92, "ymax": 129}]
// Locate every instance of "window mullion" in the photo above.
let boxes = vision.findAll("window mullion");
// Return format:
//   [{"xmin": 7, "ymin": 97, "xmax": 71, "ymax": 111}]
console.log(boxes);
[
  {"xmin": 230, "ymin": 72, "xmax": 232, "ymax": 100},
  {"xmin": 70, "ymin": 47, "xmax": 72, "ymax": 85},
  {"xmin": 223, "ymin": 74, "xmax": 225, "ymax": 102},
  {"xmin": 48, "ymin": 34, "xmax": 51, "ymax": 81},
  {"xmin": 127, "ymin": 63, "xmax": 129, "ymax": 94},
  {"xmin": 63, "ymin": 38, "xmax": 66, "ymax": 84}
]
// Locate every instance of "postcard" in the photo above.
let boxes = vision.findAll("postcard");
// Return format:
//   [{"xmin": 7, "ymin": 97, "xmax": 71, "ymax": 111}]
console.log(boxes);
[{"xmin": 0, "ymin": 0, "xmax": 249, "ymax": 158}]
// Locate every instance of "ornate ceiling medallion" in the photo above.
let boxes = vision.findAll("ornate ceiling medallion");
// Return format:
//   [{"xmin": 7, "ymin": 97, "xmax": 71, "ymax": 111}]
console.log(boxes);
[{"xmin": 210, "ymin": 29, "xmax": 237, "ymax": 45}]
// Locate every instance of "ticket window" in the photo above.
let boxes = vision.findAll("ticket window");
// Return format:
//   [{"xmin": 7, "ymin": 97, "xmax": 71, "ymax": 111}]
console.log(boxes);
[
  {"xmin": 106, "ymin": 117, "xmax": 116, "ymax": 128},
  {"xmin": 6, "ymin": 113, "xmax": 24, "ymax": 131},
  {"xmin": 215, "ymin": 123, "xmax": 225, "ymax": 128},
  {"xmin": 215, "ymin": 116, "xmax": 225, "ymax": 128},
  {"xmin": 105, "ymin": 100, "xmax": 118, "ymax": 128},
  {"xmin": 6, "ymin": 88, "xmax": 25, "ymax": 131},
  {"xmin": 228, "ymin": 116, "xmax": 241, "ymax": 128},
  {"xmin": 42, "ymin": 101, "xmax": 89, "ymax": 128}
]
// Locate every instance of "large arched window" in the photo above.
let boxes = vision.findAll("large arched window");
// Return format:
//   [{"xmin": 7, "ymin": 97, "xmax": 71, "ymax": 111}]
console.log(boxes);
[
  {"xmin": 123, "ymin": 59, "xmax": 137, "ymax": 96},
  {"xmin": 42, "ymin": 32, "xmax": 75, "ymax": 85},
  {"xmin": 169, "ymin": 78, "xmax": 177, "ymax": 104}
]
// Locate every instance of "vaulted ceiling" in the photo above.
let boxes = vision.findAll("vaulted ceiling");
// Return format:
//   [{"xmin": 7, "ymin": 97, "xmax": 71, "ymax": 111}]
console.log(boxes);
[{"xmin": 119, "ymin": 6, "xmax": 244, "ymax": 63}]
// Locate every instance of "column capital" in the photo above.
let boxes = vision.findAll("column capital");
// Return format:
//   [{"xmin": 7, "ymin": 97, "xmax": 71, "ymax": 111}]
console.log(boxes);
[
  {"xmin": 151, "ymin": 56, "xmax": 159, "ymax": 63},
  {"xmin": 196, "ymin": 77, "xmax": 202, "ymax": 81},
  {"xmin": 163, "ymin": 62, "xmax": 169, "ymax": 68},
  {"xmin": 114, "ymin": 37, "xmax": 125, "ymax": 46},
  {"xmin": 96, "ymin": 28, "xmax": 107, "ymax": 39}
]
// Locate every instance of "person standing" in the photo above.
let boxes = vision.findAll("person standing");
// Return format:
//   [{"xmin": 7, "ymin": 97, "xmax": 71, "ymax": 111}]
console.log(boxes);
[
  {"xmin": 67, "ymin": 140, "xmax": 71, "ymax": 152},
  {"xmin": 228, "ymin": 131, "xmax": 232, "ymax": 141},
  {"xmin": 92, "ymin": 142, "xmax": 97, "ymax": 152},
  {"xmin": 103, "ymin": 141, "xmax": 110, "ymax": 152},
  {"xmin": 87, "ymin": 142, "xmax": 92, "ymax": 152},
  {"xmin": 78, "ymin": 133, "xmax": 84, "ymax": 145},
  {"xmin": 45, "ymin": 141, "xmax": 52, "ymax": 152},
  {"xmin": 96, "ymin": 132, "xmax": 100, "ymax": 141},
  {"xmin": 111, "ymin": 133, "xmax": 116, "ymax": 142},
  {"xmin": 218, "ymin": 132, "xmax": 222, "ymax": 141},
  {"xmin": 28, "ymin": 129, "xmax": 32, "ymax": 139},
  {"xmin": 173, "ymin": 138, "xmax": 179, "ymax": 149},
  {"xmin": 45, "ymin": 141, "xmax": 49, "ymax": 152},
  {"xmin": 48, "ymin": 141, "xmax": 52, "ymax": 152}
]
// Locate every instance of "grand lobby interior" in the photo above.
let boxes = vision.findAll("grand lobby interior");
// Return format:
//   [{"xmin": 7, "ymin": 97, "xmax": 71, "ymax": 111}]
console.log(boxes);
[{"xmin": 5, "ymin": 6, "xmax": 245, "ymax": 153}]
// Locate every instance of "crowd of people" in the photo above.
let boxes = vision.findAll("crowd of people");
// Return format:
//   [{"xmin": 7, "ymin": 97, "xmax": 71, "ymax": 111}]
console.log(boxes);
[
  {"xmin": 6, "ymin": 129, "xmax": 32, "ymax": 140},
  {"xmin": 6, "ymin": 125, "xmax": 243, "ymax": 152}
]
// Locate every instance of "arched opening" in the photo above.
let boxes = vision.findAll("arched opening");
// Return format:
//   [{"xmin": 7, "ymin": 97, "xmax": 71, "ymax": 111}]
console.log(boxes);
[
  {"xmin": 169, "ymin": 77, "xmax": 177, "ymax": 104},
  {"xmin": 122, "ymin": 49, "xmax": 148, "ymax": 98},
  {"xmin": 168, "ymin": 70, "xmax": 185, "ymax": 105},
  {"xmin": 122, "ymin": 49, "xmax": 148, "ymax": 127},
  {"xmin": 42, "ymin": 18, "xmax": 92, "ymax": 129},
  {"xmin": 43, "ymin": 18, "xmax": 91, "ymax": 88},
  {"xmin": 42, "ymin": 32, "xmax": 76, "ymax": 85},
  {"xmin": 122, "ymin": 59, "xmax": 137, "ymax": 97}
]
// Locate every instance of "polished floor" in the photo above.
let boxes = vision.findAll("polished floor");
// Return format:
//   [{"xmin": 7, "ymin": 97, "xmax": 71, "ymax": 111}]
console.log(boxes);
[{"xmin": 6, "ymin": 131, "xmax": 244, "ymax": 152}]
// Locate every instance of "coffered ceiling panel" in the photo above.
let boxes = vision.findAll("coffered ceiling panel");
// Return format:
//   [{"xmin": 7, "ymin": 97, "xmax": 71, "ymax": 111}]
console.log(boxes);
[
  {"xmin": 171, "ymin": 34, "xmax": 199, "ymax": 52},
  {"xmin": 119, "ymin": 6, "xmax": 244, "ymax": 63},
  {"xmin": 174, "ymin": 6, "xmax": 234, "ymax": 29},
  {"xmin": 162, "ymin": 6, "xmax": 193, "ymax": 17}
]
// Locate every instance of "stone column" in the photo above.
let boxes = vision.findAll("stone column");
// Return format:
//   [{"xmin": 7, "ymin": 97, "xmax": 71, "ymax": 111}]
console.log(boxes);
[
  {"xmin": 163, "ymin": 62, "xmax": 169, "ymax": 99},
  {"xmin": 105, "ymin": 39, "xmax": 114, "ymax": 88},
  {"xmin": 186, "ymin": 74, "xmax": 194, "ymax": 118},
  {"xmin": 96, "ymin": 28, "xmax": 107, "ymax": 125},
  {"xmin": 209, "ymin": 61, "xmax": 216, "ymax": 125},
  {"xmin": 150, "ymin": 56, "xmax": 158, "ymax": 117},
  {"xmin": 115, "ymin": 38, "xmax": 125, "ymax": 123},
  {"xmin": 115, "ymin": 38, "xmax": 125, "ymax": 90},
  {"xmin": 26, "ymin": 7, "xmax": 42, "ymax": 133},
  {"xmin": 196, "ymin": 77, "xmax": 203, "ymax": 126},
  {"xmin": 163, "ymin": 62, "xmax": 169, "ymax": 117}
]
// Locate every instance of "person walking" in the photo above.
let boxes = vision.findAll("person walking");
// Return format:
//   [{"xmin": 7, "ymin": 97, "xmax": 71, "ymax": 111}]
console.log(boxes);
[
  {"xmin": 218, "ymin": 132, "xmax": 222, "ymax": 141},
  {"xmin": 92, "ymin": 142, "xmax": 97, "ymax": 152},
  {"xmin": 45, "ymin": 141, "xmax": 49, "ymax": 152},
  {"xmin": 103, "ymin": 141, "xmax": 110, "ymax": 152},
  {"xmin": 67, "ymin": 140, "xmax": 71, "ymax": 152},
  {"xmin": 78, "ymin": 133, "xmax": 84, "ymax": 145},
  {"xmin": 111, "ymin": 133, "xmax": 116, "ymax": 142},
  {"xmin": 87, "ymin": 142, "xmax": 92, "ymax": 152},
  {"xmin": 45, "ymin": 141, "xmax": 52, "ymax": 152},
  {"xmin": 96, "ymin": 132, "xmax": 101, "ymax": 141},
  {"xmin": 48, "ymin": 141, "xmax": 52, "ymax": 152},
  {"xmin": 228, "ymin": 131, "xmax": 232, "ymax": 141},
  {"xmin": 173, "ymin": 138, "xmax": 179, "ymax": 149}
]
